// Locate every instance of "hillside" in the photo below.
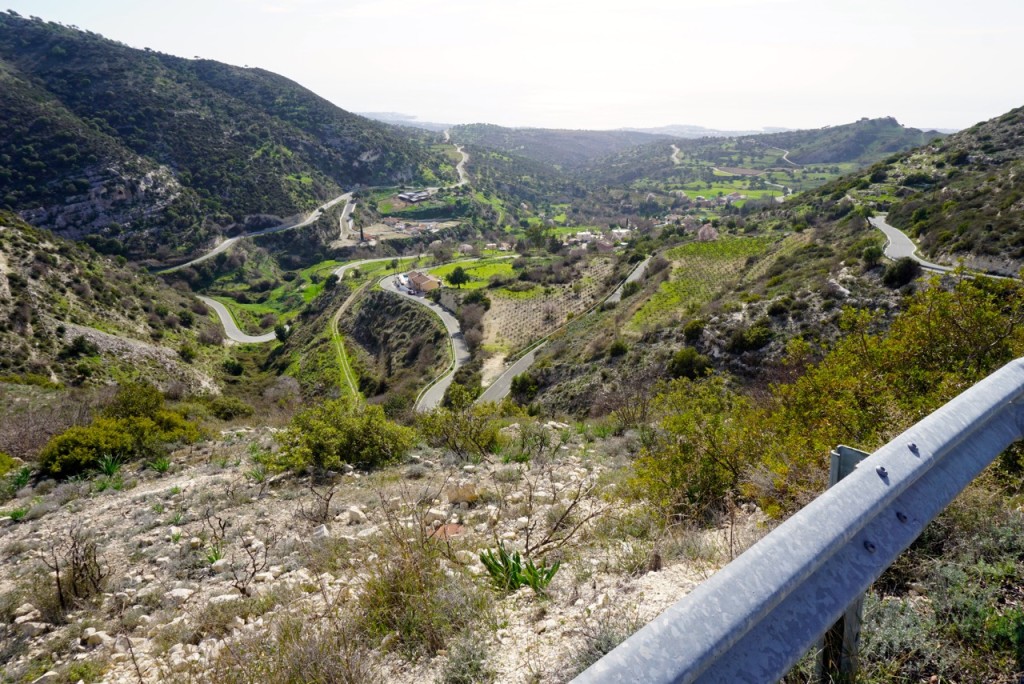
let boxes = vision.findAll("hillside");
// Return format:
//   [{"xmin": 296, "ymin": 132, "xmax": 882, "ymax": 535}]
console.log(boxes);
[
  {"xmin": 0, "ymin": 13, "xmax": 452, "ymax": 259},
  {"xmin": 858, "ymin": 106, "xmax": 1024, "ymax": 274},
  {"xmin": 451, "ymin": 124, "xmax": 666, "ymax": 168},
  {"xmin": 0, "ymin": 210, "xmax": 221, "ymax": 392},
  {"xmin": 759, "ymin": 116, "xmax": 942, "ymax": 165}
]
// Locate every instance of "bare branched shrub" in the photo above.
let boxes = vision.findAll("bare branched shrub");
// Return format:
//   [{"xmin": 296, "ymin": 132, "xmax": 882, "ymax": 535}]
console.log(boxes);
[
  {"xmin": 41, "ymin": 527, "xmax": 109, "ymax": 619},
  {"xmin": 594, "ymin": 361, "xmax": 666, "ymax": 435},
  {"xmin": 231, "ymin": 538, "xmax": 272, "ymax": 596},
  {"xmin": 298, "ymin": 481, "xmax": 337, "ymax": 524},
  {"xmin": 208, "ymin": 611, "xmax": 381, "ymax": 684}
]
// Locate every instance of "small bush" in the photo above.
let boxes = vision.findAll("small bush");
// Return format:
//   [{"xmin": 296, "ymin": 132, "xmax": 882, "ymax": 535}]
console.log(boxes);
[
  {"xmin": 683, "ymin": 319, "xmax": 705, "ymax": 344},
  {"xmin": 566, "ymin": 612, "xmax": 645, "ymax": 680},
  {"xmin": 275, "ymin": 398, "xmax": 415, "ymax": 472},
  {"xmin": 0, "ymin": 451, "xmax": 15, "ymax": 477},
  {"xmin": 208, "ymin": 612, "xmax": 381, "ymax": 684},
  {"xmin": 607, "ymin": 339, "xmax": 629, "ymax": 357},
  {"xmin": 438, "ymin": 631, "xmax": 494, "ymax": 684},
  {"xmin": 882, "ymin": 257, "xmax": 922, "ymax": 288},
  {"xmin": 358, "ymin": 538, "xmax": 488, "ymax": 658},
  {"xmin": 668, "ymin": 347, "xmax": 711, "ymax": 380},
  {"xmin": 208, "ymin": 396, "xmax": 255, "ymax": 420}
]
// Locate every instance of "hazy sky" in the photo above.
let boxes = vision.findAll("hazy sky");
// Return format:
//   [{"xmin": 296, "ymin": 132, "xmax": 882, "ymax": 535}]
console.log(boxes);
[{"xmin": 5, "ymin": 0, "xmax": 1022, "ymax": 132}]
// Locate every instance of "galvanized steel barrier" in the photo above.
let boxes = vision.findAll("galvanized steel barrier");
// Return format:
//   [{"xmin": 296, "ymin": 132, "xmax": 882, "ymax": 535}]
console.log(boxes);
[{"xmin": 573, "ymin": 357, "xmax": 1024, "ymax": 684}]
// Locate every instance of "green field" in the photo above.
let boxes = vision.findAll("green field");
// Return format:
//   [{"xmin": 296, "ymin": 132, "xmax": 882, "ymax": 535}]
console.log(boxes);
[{"xmin": 429, "ymin": 258, "xmax": 514, "ymax": 289}]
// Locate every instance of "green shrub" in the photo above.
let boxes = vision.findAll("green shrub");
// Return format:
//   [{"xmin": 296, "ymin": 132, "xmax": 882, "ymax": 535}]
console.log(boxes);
[
  {"xmin": 222, "ymin": 359, "xmax": 244, "ymax": 376},
  {"xmin": 0, "ymin": 451, "xmax": 15, "ymax": 477},
  {"xmin": 178, "ymin": 344, "xmax": 197, "ymax": 363},
  {"xmin": 683, "ymin": 319, "xmax": 705, "ymax": 344},
  {"xmin": 103, "ymin": 381, "xmax": 164, "ymax": 419},
  {"xmin": 274, "ymin": 398, "xmax": 414, "ymax": 472},
  {"xmin": 882, "ymin": 257, "xmax": 922, "ymax": 288},
  {"xmin": 608, "ymin": 339, "xmax": 629, "ymax": 357},
  {"xmin": 861, "ymin": 245, "xmax": 884, "ymax": 268},
  {"xmin": 39, "ymin": 411, "xmax": 201, "ymax": 478},
  {"xmin": 668, "ymin": 347, "xmax": 711, "ymax": 380},
  {"xmin": 725, "ymin": 321, "xmax": 773, "ymax": 353},
  {"xmin": 208, "ymin": 396, "xmax": 255, "ymax": 420},
  {"xmin": 358, "ymin": 537, "xmax": 487, "ymax": 658},
  {"xmin": 418, "ymin": 388, "xmax": 504, "ymax": 461}
]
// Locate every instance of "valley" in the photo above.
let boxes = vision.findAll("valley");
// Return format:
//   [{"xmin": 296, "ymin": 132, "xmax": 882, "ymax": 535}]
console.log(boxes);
[{"xmin": 2, "ymin": 9, "xmax": 1024, "ymax": 684}]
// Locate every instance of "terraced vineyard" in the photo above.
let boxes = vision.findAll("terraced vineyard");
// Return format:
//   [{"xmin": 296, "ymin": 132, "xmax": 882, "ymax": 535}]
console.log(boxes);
[
  {"xmin": 630, "ymin": 237, "xmax": 778, "ymax": 331},
  {"xmin": 484, "ymin": 257, "xmax": 616, "ymax": 352}
]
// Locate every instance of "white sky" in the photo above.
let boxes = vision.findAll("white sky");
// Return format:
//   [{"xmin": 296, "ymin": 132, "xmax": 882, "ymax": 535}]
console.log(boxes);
[{"xmin": 4, "ymin": 0, "xmax": 1022, "ymax": 132}]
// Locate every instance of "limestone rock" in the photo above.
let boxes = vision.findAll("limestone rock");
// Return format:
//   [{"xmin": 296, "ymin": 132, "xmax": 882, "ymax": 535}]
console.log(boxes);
[{"xmin": 165, "ymin": 587, "xmax": 194, "ymax": 604}]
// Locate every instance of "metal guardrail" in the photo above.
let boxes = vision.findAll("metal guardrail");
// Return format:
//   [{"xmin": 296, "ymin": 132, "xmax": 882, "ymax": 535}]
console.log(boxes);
[{"xmin": 573, "ymin": 357, "xmax": 1024, "ymax": 684}]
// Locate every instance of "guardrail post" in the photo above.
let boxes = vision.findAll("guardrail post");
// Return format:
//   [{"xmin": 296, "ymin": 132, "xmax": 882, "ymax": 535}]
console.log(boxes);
[{"xmin": 817, "ymin": 445, "xmax": 870, "ymax": 683}]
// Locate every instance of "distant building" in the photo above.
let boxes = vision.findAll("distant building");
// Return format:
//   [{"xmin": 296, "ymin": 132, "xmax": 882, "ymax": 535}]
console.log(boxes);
[
  {"xmin": 408, "ymin": 270, "xmax": 442, "ymax": 293},
  {"xmin": 398, "ymin": 190, "xmax": 433, "ymax": 203}
]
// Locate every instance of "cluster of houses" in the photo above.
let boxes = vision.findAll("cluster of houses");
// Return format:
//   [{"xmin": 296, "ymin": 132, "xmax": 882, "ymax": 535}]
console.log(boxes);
[
  {"xmin": 380, "ymin": 217, "xmax": 443, "ymax": 235},
  {"xmin": 560, "ymin": 226, "xmax": 633, "ymax": 249},
  {"xmin": 397, "ymin": 190, "xmax": 434, "ymax": 204},
  {"xmin": 676, "ymin": 190, "xmax": 747, "ymax": 208}
]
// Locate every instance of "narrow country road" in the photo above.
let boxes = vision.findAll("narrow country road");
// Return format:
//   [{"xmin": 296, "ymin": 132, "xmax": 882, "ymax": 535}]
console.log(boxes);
[
  {"xmin": 196, "ymin": 296, "xmax": 277, "ymax": 344},
  {"xmin": 162, "ymin": 192, "xmax": 352, "ymax": 273},
  {"xmin": 380, "ymin": 275, "xmax": 471, "ymax": 411},
  {"xmin": 868, "ymin": 214, "xmax": 954, "ymax": 273},
  {"xmin": 477, "ymin": 343, "xmax": 546, "ymax": 404},
  {"xmin": 764, "ymin": 180, "xmax": 790, "ymax": 203},
  {"xmin": 454, "ymin": 145, "xmax": 469, "ymax": 186},
  {"xmin": 606, "ymin": 256, "xmax": 652, "ymax": 304},
  {"xmin": 670, "ymin": 144, "xmax": 682, "ymax": 165}
]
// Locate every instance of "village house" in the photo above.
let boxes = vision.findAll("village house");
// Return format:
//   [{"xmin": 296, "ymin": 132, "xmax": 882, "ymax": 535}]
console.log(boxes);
[{"xmin": 407, "ymin": 270, "xmax": 442, "ymax": 293}]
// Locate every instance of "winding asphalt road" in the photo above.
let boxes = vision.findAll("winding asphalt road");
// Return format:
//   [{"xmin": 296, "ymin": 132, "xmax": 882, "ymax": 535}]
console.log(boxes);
[
  {"xmin": 162, "ymin": 192, "xmax": 352, "ymax": 274},
  {"xmin": 477, "ymin": 343, "xmax": 546, "ymax": 404},
  {"xmin": 868, "ymin": 214, "xmax": 953, "ymax": 273},
  {"xmin": 196, "ymin": 296, "xmax": 277, "ymax": 344},
  {"xmin": 380, "ymin": 275, "xmax": 471, "ymax": 411}
]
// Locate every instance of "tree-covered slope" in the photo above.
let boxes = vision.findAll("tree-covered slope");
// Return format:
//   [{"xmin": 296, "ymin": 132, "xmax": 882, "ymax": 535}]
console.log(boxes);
[
  {"xmin": 0, "ymin": 12, "xmax": 451, "ymax": 258},
  {"xmin": 451, "ymin": 124, "xmax": 666, "ymax": 168},
  {"xmin": 760, "ymin": 116, "xmax": 941, "ymax": 165}
]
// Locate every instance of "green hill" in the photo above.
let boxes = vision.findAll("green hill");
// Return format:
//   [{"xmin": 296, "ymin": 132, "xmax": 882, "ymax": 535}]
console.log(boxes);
[
  {"xmin": 760, "ymin": 116, "xmax": 942, "ymax": 165},
  {"xmin": 0, "ymin": 12, "xmax": 452, "ymax": 259},
  {"xmin": 451, "ymin": 124, "xmax": 666, "ymax": 168}
]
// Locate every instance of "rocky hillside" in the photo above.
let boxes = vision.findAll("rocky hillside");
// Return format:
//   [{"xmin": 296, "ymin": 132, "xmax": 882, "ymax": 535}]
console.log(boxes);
[
  {"xmin": 0, "ymin": 422, "xmax": 758, "ymax": 684},
  {"xmin": 0, "ymin": 211, "xmax": 218, "ymax": 392},
  {"xmin": 876, "ymin": 106, "xmax": 1024, "ymax": 273},
  {"xmin": 0, "ymin": 12, "xmax": 453, "ymax": 259}
]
